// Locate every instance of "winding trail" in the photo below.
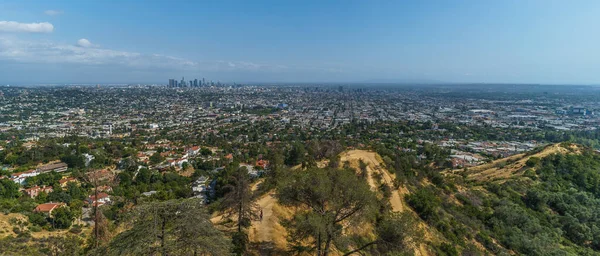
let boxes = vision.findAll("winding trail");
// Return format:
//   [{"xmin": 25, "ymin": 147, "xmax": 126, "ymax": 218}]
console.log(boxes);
[
  {"xmin": 249, "ymin": 191, "xmax": 278, "ymax": 242},
  {"xmin": 340, "ymin": 150, "xmax": 431, "ymax": 256},
  {"xmin": 246, "ymin": 150, "xmax": 431, "ymax": 256},
  {"xmin": 340, "ymin": 150, "xmax": 405, "ymax": 212}
]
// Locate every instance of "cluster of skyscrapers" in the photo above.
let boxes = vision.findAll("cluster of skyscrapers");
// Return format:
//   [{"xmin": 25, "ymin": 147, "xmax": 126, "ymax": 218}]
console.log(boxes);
[{"xmin": 168, "ymin": 77, "xmax": 214, "ymax": 88}]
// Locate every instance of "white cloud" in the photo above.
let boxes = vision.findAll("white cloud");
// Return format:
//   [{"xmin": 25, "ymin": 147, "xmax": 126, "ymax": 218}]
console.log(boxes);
[
  {"xmin": 44, "ymin": 10, "xmax": 63, "ymax": 16},
  {"xmin": 0, "ymin": 36, "xmax": 285, "ymax": 73},
  {"xmin": 0, "ymin": 21, "xmax": 54, "ymax": 33},
  {"xmin": 77, "ymin": 38, "xmax": 94, "ymax": 48}
]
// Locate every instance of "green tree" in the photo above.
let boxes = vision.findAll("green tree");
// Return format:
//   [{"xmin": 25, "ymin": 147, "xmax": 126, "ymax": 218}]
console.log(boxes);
[
  {"xmin": 28, "ymin": 212, "xmax": 48, "ymax": 227},
  {"xmin": 221, "ymin": 166, "xmax": 258, "ymax": 233},
  {"xmin": 278, "ymin": 167, "xmax": 377, "ymax": 256},
  {"xmin": 406, "ymin": 187, "xmax": 441, "ymax": 222},
  {"xmin": 150, "ymin": 152, "xmax": 164, "ymax": 165},
  {"xmin": 69, "ymin": 199, "xmax": 84, "ymax": 224},
  {"xmin": 101, "ymin": 199, "xmax": 229, "ymax": 256},
  {"xmin": 52, "ymin": 207, "xmax": 74, "ymax": 229},
  {"xmin": 136, "ymin": 168, "xmax": 151, "ymax": 184},
  {"xmin": 0, "ymin": 179, "xmax": 20, "ymax": 199},
  {"xmin": 220, "ymin": 166, "xmax": 258, "ymax": 254},
  {"xmin": 61, "ymin": 154, "xmax": 85, "ymax": 169},
  {"xmin": 343, "ymin": 212, "xmax": 422, "ymax": 255},
  {"xmin": 200, "ymin": 147, "xmax": 212, "ymax": 156},
  {"xmin": 285, "ymin": 142, "xmax": 305, "ymax": 166}
]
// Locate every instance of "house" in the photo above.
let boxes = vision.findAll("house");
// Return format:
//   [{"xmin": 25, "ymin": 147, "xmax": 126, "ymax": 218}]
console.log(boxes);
[
  {"xmin": 37, "ymin": 162, "xmax": 68, "ymax": 173},
  {"xmin": 137, "ymin": 152, "xmax": 149, "ymax": 161},
  {"xmin": 87, "ymin": 192, "xmax": 111, "ymax": 206},
  {"xmin": 82, "ymin": 153, "xmax": 95, "ymax": 167},
  {"xmin": 59, "ymin": 177, "xmax": 78, "ymax": 188},
  {"xmin": 160, "ymin": 151, "xmax": 174, "ymax": 158},
  {"xmin": 192, "ymin": 176, "xmax": 209, "ymax": 192},
  {"xmin": 240, "ymin": 164, "xmax": 259, "ymax": 178},
  {"xmin": 187, "ymin": 146, "xmax": 200, "ymax": 156},
  {"xmin": 24, "ymin": 185, "xmax": 53, "ymax": 198},
  {"xmin": 191, "ymin": 176, "xmax": 209, "ymax": 202},
  {"xmin": 11, "ymin": 169, "xmax": 39, "ymax": 184},
  {"xmin": 169, "ymin": 158, "xmax": 188, "ymax": 168},
  {"xmin": 142, "ymin": 190, "xmax": 157, "ymax": 197},
  {"xmin": 211, "ymin": 167, "xmax": 225, "ymax": 174},
  {"xmin": 256, "ymin": 159, "xmax": 268, "ymax": 169},
  {"xmin": 34, "ymin": 202, "xmax": 65, "ymax": 215}
]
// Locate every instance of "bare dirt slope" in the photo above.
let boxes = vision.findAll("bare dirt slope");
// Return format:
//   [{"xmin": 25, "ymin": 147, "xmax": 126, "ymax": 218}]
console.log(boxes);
[
  {"xmin": 246, "ymin": 150, "xmax": 439, "ymax": 255},
  {"xmin": 249, "ymin": 193, "xmax": 276, "ymax": 242},
  {"xmin": 462, "ymin": 143, "xmax": 579, "ymax": 182},
  {"xmin": 340, "ymin": 150, "xmax": 433, "ymax": 256},
  {"xmin": 248, "ymin": 192, "xmax": 288, "ymax": 247},
  {"xmin": 246, "ymin": 182, "xmax": 290, "ymax": 255},
  {"xmin": 0, "ymin": 213, "xmax": 25, "ymax": 237},
  {"xmin": 340, "ymin": 150, "xmax": 405, "ymax": 212}
]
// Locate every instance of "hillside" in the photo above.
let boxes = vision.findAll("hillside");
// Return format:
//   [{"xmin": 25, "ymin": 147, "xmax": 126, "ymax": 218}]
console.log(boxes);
[
  {"xmin": 5, "ymin": 143, "xmax": 599, "ymax": 255},
  {"xmin": 458, "ymin": 143, "xmax": 582, "ymax": 182},
  {"xmin": 339, "ymin": 150, "xmax": 406, "ymax": 212},
  {"xmin": 209, "ymin": 143, "xmax": 600, "ymax": 256},
  {"xmin": 244, "ymin": 150, "xmax": 438, "ymax": 256},
  {"xmin": 431, "ymin": 142, "xmax": 600, "ymax": 255}
]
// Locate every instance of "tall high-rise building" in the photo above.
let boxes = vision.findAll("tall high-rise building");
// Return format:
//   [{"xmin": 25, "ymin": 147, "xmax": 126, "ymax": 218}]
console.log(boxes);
[
  {"xmin": 180, "ymin": 77, "xmax": 186, "ymax": 87},
  {"xmin": 193, "ymin": 79, "xmax": 198, "ymax": 87},
  {"xmin": 202, "ymin": 78, "xmax": 205, "ymax": 86}
]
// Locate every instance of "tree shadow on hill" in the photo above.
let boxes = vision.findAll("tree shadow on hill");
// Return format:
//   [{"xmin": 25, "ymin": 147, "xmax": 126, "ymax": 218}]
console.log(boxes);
[{"xmin": 248, "ymin": 241, "xmax": 288, "ymax": 256}]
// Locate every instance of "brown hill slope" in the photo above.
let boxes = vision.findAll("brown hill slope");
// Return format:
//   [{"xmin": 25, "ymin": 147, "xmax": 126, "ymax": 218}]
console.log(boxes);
[
  {"xmin": 456, "ymin": 143, "xmax": 581, "ymax": 183},
  {"xmin": 244, "ymin": 150, "xmax": 435, "ymax": 255}
]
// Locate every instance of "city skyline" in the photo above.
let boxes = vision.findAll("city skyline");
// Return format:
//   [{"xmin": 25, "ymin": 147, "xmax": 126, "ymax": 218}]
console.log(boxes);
[{"xmin": 1, "ymin": 0, "xmax": 600, "ymax": 84}]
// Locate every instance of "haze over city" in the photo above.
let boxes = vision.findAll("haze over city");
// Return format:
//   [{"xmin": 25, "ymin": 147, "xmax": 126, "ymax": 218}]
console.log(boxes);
[
  {"xmin": 2, "ymin": 0, "xmax": 600, "ymax": 84},
  {"xmin": 6, "ymin": 1, "xmax": 600, "ymax": 255}
]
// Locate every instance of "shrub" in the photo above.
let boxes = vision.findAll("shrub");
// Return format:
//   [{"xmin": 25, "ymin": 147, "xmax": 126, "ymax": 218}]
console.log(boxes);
[
  {"xmin": 406, "ymin": 187, "xmax": 441, "ymax": 222},
  {"xmin": 525, "ymin": 157, "xmax": 540, "ymax": 167},
  {"xmin": 69, "ymin": 225, "xmax": 83, "ymax": 234},
  {"xmin": 438, "ymin": 242, "xmax": 459, "ymax": 256}
]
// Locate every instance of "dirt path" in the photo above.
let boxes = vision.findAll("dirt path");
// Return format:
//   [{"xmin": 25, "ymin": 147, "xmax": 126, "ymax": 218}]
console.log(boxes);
[
  {"xmin": 249, "ymin": 150, "xmax": 405, "ymax": 245},
  {"xmin": 246, "ymin": 151, "xmax": 431, "ymax": 255},
  {"xmin": 340, "ymin": 150, "xmax": 404, "ymax": 212},
  {"xmin": 340, "ymin": 150, "xmax": 435, "ymax": 256},
  {"xmin": 249, "ymin": 192, "xmax": 277, "ymax": 242},
  {"xmin": 375, "ymin": 164, "xmax": 404, "ymax": 212}
]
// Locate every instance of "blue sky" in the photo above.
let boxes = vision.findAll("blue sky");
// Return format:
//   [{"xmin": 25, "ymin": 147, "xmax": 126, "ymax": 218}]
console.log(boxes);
[{"xmin": 1, "ymin": 0, "xmax": 599, "ymax": 84}]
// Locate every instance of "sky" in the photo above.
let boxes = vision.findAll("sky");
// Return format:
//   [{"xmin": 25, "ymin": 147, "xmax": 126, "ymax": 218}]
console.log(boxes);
[{"xmin": 1, "ymin": 0, "xmax": 600, "ymax": 84}]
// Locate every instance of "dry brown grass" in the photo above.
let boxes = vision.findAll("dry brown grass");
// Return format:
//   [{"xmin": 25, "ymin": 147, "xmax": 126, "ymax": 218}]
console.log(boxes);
[
  {"xmin": 339, "ymin": 150, "xmax": 438, "ymax": 256},
  {"xmin": 0, "ymin": 212, "xmax": 91, "ymax": 239},
  {"xmin": 233, "ymin": 149, "xmax": 448, "ymax": 256},
  {"xmin": 340, "ymin": 150, "xmax": 406, "ymax": 212},
  {"xmin": 177, "ymin": 164, "xmax": 195, "ymax": 177},
  {"xmin": 463, "ymin": 143, "xmax": 580, "ymax": 183},
  {"xmin": 0, "ymin": 213, "xmax": 25, "ymax": 237}
]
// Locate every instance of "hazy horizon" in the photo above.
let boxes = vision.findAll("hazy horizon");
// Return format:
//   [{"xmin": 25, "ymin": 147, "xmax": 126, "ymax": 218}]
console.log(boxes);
[{"xmin": 2, "ymin": 0, "xmax": 600, "ymax": 84}]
